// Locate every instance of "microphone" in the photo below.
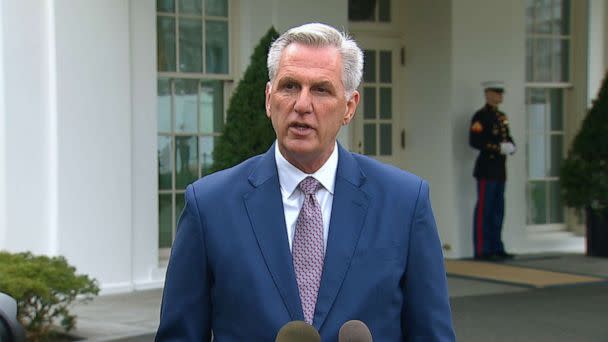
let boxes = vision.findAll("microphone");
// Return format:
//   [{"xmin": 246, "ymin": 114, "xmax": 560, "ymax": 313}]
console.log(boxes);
[
  {"xmin": 338, "ymin": 320, "xmax": 373, "ymax": 342},
  {"xmin": 275, "ymin": 320, "xmax": 321, "ymax": 342}
]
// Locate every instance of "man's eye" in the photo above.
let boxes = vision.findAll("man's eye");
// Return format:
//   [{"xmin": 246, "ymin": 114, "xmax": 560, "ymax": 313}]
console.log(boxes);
[
  {"xmin": 314, "ymin": 87, "xmax": 329, "ymax": 94},
  {"xmin": 283, "ymin": 83, "xmax": 297, "ymax": 90}
]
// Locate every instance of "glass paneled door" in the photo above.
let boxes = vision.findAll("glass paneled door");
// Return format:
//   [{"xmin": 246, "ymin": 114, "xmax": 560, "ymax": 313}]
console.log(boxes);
[{"xmin": 351, "ymin": 36, "xmax": 404, "ymax": 169}]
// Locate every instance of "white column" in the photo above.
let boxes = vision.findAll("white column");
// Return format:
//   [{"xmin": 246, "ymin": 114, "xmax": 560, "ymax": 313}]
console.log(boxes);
[
  {"xmin": 129, "ymin": 0, "xmax": 163, "ymax": 290},
  {"xmin": 0, "ymin": 1, "xmax": 54, "ymax": 254},
  {"xmin": 53, "ymin": 0, "xmax": 133, "ymax": 292},
  {"xmin": 0, "ymin": 2, "xmax": 6, "ymax": 248},
  {"xmin": 402, "ymin": 0, "xmax": 460, "ymax": 256}
]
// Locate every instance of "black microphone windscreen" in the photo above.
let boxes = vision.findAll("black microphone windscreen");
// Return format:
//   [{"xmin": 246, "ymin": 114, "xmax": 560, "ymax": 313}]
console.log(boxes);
[
  {"xmin": 275, "ymin": 320, "xmax": 321, "ymax": 342},
  {"xmin": 338, "ymin": 320, "xmax": 373, "ymax": 342}
]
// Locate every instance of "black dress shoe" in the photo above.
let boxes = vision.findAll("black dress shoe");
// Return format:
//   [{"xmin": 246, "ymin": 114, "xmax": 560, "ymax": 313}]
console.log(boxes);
[{"xmin": 495, "ymin": 251, "xmax": 515, "ymax": 259}]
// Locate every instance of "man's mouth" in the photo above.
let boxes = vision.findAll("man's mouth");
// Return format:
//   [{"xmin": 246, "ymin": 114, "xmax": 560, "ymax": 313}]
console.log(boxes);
[
  {"xmin": 289, "ymin": 122, "xmax": 313, "ymax": 135},
  {"xmin": 290, "ymin": 123, "xmax": 313, "ymax": 132}
]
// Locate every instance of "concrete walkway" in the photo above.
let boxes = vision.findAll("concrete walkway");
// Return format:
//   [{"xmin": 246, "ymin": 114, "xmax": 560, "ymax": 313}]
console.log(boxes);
[{"xmin": 69, "ymin": 253, "xmax": 608, "ymax": 341}]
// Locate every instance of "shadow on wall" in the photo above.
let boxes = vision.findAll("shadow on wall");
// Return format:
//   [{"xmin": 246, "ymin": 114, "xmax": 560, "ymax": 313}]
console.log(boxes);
[{"xmin": 452, "ymin": 109, "xmax": 478, "ymax": 258}]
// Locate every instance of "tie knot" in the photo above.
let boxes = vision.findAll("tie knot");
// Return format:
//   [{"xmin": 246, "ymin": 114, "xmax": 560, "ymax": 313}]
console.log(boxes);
[{"xmin": 299, "ymin": 177, "xmax": 320, "ymax": 196}]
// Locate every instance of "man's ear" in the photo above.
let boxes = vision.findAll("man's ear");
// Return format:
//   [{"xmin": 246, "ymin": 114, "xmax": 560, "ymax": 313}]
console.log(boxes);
[
  {"xmin": 265, "ymin": 82, "xmax": 272, "ymax": 118},
  {"xmin": 343, "ymin": 90, "xmax": 360, "ymax": 125}
]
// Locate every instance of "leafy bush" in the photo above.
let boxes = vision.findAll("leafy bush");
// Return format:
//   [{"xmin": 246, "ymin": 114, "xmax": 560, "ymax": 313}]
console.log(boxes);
[
  {"xmin": 210, "ymin": 27, "xmax": 279, "ymax": 172},
  {"xmin": 0, "ymin": 251, "xmax": 99, "ymax": 342},
  {"xmin": 560, "ymin": 71, "xmax": 608, "ymax": 216}
]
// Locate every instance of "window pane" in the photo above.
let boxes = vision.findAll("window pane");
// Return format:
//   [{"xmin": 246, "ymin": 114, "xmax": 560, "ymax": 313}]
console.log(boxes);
[
  {"xmin": 199, "ymin": 81, "xmax": 224, "ymax": 134},
  {"xmin": 525, "ymin": 2, "xmax": 534, "ymax": 33},
  {"xmin": 549, "ymin": 180, "xmax": 564, "ymax": 223},
  {"xmin": 380, "ymin": 124, "xmax": 392, "ymax": 156},
  {"xmin": 175, "ymin": 191, "xmax": 186, "ymax": 228},
  {"xmin": 159, "ymin": 194, "xmax": 173, "ymax": 248},
  {"xmin": 549, "ymin": 88, "xmax": 563, "ymax": 130},
  {"xmin": 363, "ymin": 87, "xmax": 376, "ymax": 119},
  {"xmin": 157, "ymin": 0, "xmax": 175, "ymax": 13},
  {"xmin": 527, "ymin": 88, "xmax": 546, "ymax": 132},
  {"xmin": 157, "ymin": 17, "xmax": 176, "ymax": 72},
  {"xmin": 200, "ymin": 136, "xmax": 217, "ymax": 176},
  {"xmin": 179, "ymin": 0, "xmax": 202, "ymax": 14},
  {"xmin": 533, "ymin": 0, "xmax": 552, "ymax": 34},
  {"xmin": 560, "ymin": 0, "xmax": 570, "ymax": 34},
  {"xmin": 548, "ymin": 134, "xmax": 563, "ymax": 177},
  {"xmin": 533, "ymin": 38, "xmax": 552, "ymax": 82},
  {"xmin": 379, "ymin": 51, "xmax": 391, "ymax": 83},
  {"xmin": 364, "ymin": 124, "xmax": 377, "ymax": 155},
  {"xmin": 158, "ymin": 136, "xmax": 173, "ymax": 190},
  {"xmin": 348, "ymin": 0, "xmax": 375, "ymax": 21},
  {"xmin": 175, "ymin": 79, "xmax": 198, "ymax": 133},
  {"xmin": 175, "ymin": 136, "xmax": 199, "ymax": 189},
  {"xmin": 179, "ymin": 19, "xmax": 203, "ymax": 73},
  {"xmin": 206, "ymin": 0, "xmax": 228, "ymax": 17},
  {"xmin": 206, "ymin": 20, "xmax": 229, "ymax": 74},
  {"xmin": 555, "ymin": 39, "xmax": 569, "ymax": 82},
  {"xmin": 379, "ymin": 0, "xmax": 390, "ymax": 22},
  {"xmin": 379, "ymin": 87, "xmax": 392, "ymax": 119},
  {"xmin": 528, "ymin": 181, "xmax": 548, "ymax": 224},
  {"xmin": 363, "ymin": 50, "xmax": 376, "ymax": 82},
  {"xmin": 158, "ymin": 78, "xmax": 172, "ymax": 132},
  {"xmin": 528, "ymin": 134, "xmax": 546, "ymax": 178}
]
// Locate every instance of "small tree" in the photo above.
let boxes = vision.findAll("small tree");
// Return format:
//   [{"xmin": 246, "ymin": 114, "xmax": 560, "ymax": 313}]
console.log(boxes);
[
  {"xmin": 560, "ymin": 71, "xmax": 608, "ymax": 214},
  {"xmin": 561, "ymin": 71, "xmax": 608, "ymax": 256},
  {"xmin": 0, "ymin": 251, "xmax": 99, "ymax": 341},
  {"xmin": 211, "ymin": 27, "xmax": 279, "ymax": 172}
]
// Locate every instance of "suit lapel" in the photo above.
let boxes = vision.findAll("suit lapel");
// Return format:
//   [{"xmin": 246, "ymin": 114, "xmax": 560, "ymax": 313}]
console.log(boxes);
[
  {"xmin": 314, "ymin": 144, "xmax": 369, "ymax": 329},
  {"xmin": 243, "ymin": 145, "xmax": 303, "ymax": 321}
]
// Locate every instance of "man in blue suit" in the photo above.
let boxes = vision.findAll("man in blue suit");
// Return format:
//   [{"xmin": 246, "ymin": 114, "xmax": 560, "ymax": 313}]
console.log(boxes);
[{"xmin": 156, "ymin": 23, "xmax": 455, "ymax": 341}]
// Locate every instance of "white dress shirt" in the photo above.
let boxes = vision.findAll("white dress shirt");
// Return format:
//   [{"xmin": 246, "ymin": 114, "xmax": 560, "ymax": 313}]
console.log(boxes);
[{"xmin": 274, "ymin": 142, "xmax": 338, "ymax": 252}]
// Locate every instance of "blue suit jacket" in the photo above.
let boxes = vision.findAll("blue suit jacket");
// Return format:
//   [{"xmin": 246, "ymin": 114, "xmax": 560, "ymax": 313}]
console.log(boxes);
[{"xmin": 156, "ymin": 144, "xmax": 455, "ymax": 341}]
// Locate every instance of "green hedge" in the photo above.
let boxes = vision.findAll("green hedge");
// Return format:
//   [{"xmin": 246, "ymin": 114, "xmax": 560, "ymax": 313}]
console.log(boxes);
[{"xmin": 0, "ymin": 251, "xmax": 99, "ymax": 342}]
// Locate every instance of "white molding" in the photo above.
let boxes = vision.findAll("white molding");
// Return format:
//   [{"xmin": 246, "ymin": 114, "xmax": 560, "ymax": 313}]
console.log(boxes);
[
  {"xmin": 134, "ymin": 280, "xmax": 164, "ymax": 291},
  {"xmin": 99, "ymin": 282, "xmax": 135, "ymax": 295}
]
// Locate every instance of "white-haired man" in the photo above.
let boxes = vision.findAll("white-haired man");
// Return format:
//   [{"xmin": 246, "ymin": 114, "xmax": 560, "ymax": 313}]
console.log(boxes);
[{"xmin": 156, "ymin": 23, "xmax": 455, "ymax": 341}]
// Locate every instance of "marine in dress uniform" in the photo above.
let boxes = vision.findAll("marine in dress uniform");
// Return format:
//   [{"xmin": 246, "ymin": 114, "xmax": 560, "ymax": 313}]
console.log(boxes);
[{"xmin": 469, "ymin": 81, "xmax": 515, "ymax": 260}]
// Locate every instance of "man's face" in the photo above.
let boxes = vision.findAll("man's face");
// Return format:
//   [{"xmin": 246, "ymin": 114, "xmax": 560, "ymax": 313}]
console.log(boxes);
[
  {"xmin": 265, "ymin": 43, "xmax": 360, "ymax": 173},
  {"xmin": 485, "ymin": 90, "xmax": 504, "ymax": 106}
]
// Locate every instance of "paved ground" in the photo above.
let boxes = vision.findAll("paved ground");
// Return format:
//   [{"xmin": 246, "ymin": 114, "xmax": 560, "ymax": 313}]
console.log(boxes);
[{"xmin": 70, "ymin": 253, "xmax": 608, "ymax": 341}]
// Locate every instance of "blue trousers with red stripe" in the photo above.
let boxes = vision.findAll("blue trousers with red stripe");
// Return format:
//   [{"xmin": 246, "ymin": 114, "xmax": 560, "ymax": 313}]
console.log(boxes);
[{"xmin": 473, "ymin": 179, "xmax": 505, "ymax": 257}]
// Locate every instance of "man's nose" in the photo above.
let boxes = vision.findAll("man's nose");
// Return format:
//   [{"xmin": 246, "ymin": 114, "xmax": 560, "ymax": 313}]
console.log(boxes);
[{"xmin": 293, "ymin": 88, "xmax": 313, "ymax": 114}]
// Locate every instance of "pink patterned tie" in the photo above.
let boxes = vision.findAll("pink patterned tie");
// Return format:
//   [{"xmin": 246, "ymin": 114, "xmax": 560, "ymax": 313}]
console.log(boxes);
[{"xmin": 292, "ymin": 176, "xmax": 325, "ymax": 324}]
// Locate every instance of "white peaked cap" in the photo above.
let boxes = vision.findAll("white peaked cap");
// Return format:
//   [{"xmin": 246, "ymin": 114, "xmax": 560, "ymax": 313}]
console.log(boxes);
[{"xmin": 481, "ymin": 80, "xmax": 505, "ymax": 90}]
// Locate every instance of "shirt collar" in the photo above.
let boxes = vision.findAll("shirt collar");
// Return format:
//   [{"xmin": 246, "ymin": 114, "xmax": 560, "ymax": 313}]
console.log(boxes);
[{"xmin": 275, "ymin": 141, "xmax": 338, "ymax": 197}]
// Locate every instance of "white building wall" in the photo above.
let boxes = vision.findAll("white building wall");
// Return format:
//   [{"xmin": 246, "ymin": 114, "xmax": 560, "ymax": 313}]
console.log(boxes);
[
  {"xmin": 0, "ymin": 1, "xmax": 54, "ymax": 254},
  {"xmin": 451, "ymin": 0, "xmax": 528, "ymax": 257},
  {"xmin": 1, "ymin": 0, "xmax": 593, "ymax": 292}
]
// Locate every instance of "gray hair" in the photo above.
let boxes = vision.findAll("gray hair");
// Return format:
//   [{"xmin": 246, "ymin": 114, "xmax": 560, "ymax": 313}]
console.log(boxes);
[{"xmin": 267, "ymin": 23, "xmax": 363, "ymax": 99}]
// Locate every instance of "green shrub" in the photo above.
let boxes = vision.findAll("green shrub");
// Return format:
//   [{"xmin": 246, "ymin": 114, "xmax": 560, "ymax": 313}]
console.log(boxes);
[
  {"xmin": 560, "ymin": 71, "xmax": 608, "ymax": 215},
  {"xmin": 0, "ymin": 251, "xmax": 99, "ymax": 342},
  {"xmin": 210, "ymin": 27, "xmax": 279, "ymax": 172}
]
